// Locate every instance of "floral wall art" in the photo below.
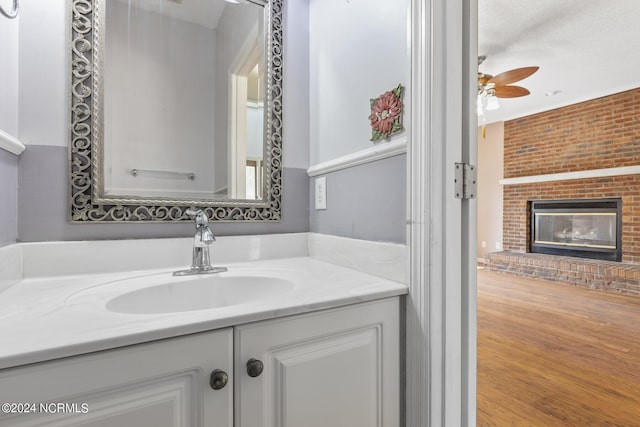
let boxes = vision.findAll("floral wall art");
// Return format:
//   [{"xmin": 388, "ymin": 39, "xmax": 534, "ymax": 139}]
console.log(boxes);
[{"xmin": 368, "ymin": 84, "xmax": 404, "ymax": 141}]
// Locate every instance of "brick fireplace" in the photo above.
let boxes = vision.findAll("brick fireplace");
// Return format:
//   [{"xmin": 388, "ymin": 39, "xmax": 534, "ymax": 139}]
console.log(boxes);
[{"xmin": 487, "ymin": 87, "xmax": 640, "ymax": 295}]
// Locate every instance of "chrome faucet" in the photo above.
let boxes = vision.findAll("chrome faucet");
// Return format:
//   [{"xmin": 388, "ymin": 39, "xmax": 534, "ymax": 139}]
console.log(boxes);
[{"xmin": 173, "ymin": 208, "xmax": 228, "ymax": 276}]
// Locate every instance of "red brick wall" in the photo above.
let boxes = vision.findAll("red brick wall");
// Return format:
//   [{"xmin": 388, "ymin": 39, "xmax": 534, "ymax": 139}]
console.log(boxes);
[{"xmin": 503, "ymin": 88, "xmax": 640, "ymax": 263}]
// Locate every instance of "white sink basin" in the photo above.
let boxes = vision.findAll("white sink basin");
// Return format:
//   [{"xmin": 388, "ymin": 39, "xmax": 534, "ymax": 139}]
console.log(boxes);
[
  {"xmin": 108, "ymin": 275, "xmax": 294, "ymax": 314},
  {"xmin": 67, "ymin": 269, "xmax": 296, "ymax": 314}
]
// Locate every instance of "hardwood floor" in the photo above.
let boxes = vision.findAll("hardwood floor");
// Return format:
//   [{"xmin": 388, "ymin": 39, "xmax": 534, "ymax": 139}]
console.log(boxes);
[{"xmin": 477, "ymin": 269, "xmax": 640, "ymax": 426}]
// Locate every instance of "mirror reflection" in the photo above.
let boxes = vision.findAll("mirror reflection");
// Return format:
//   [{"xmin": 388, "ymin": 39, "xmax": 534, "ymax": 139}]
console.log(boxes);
[{"xmin": 103, "ymin": 0, "xmax": 265, "ymax": 201}]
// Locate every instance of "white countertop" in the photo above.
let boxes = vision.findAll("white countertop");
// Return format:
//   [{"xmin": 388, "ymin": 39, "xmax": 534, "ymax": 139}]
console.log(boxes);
[{"xmin": 0, "ymin": 257, "xmax": 407, "ymax": 370}]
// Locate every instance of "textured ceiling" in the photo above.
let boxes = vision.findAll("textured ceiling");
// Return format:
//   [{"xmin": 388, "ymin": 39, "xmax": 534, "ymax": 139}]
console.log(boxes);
[{"xmin": 479, "ymin": 0, "xmax": 640, "ymax": 123}]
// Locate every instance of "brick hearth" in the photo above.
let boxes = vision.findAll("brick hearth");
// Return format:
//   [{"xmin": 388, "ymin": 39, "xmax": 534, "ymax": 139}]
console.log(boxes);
[{"xmin": 486, "ymin": 252, "xmax": 640, "ymax": 297}]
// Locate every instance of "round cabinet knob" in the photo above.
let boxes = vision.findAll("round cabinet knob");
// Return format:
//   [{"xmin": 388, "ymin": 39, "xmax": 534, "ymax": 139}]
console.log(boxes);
[
  {"xmin": 246, "ymin": 358, "xmax": 264, "ymax": 378},
  {"xmin": 210, "ymin": 369, "xmax": 229, "ymax": 390}
]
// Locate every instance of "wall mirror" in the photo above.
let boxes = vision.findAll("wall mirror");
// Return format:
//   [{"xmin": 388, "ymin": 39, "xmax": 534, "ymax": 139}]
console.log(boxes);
[{"xmin": 69, "ymin": 0, "xmax": 283, "ymax": 222}]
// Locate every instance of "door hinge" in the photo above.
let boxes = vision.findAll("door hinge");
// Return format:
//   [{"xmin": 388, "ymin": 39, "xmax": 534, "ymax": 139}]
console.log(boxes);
[{"xmin": 454, "ymin": 163, "xmax": 477, "ymax": 200}]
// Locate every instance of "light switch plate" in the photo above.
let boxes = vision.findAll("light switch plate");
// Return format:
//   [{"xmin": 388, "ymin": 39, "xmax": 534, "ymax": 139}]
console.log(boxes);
[{"xmin": 315, "ymin": 177, "xmax": 327, "ymax": 210}]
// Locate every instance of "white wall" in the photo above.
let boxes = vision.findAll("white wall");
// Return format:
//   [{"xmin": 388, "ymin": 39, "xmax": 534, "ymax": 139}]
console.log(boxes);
[
  {"xmin": 0, "ymin": 6, "xmax": 19, "ymax": 137},
  {"xmin": 477, "ymin": 122, "xmax": 504, "ymax": 259},
  {"xmin": 309, "ymin": 0, "xmax": 408, "ymax": 165},
  {"xmin": 283, "ymin": 0, "xmax": 310, "ymax": 169},
  {"xmin": 18, "ymin": 0, "xmax": 67, "ymax": 147},
  {"xmin": 104, "ymin": 2, "xmax": 217, "ymax": 197}
]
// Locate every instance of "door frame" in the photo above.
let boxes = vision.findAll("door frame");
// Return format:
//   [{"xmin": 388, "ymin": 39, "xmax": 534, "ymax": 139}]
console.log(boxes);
[
  {"xmin": 406, "ymin": 0, "xmax": 478, "ymax": 425},
  {"xmin": 228, "ymin": 24, "xmax": 263, "ymax": 199}
]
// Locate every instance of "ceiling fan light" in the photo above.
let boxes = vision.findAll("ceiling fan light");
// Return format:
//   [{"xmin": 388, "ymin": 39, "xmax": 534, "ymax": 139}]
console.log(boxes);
[{"xmin": 486, "ymin": 95, "xmax": 500, "ymax": 111}]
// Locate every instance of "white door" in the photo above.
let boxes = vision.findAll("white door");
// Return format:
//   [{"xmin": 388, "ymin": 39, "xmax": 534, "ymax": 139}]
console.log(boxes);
[
  {"xmin": 0, "ymin": 329, "xmax": 233, "ymax": 427},
  {"xmin": 407, "ymin": 0, "xmax": 477, "ymax": 425},
  {"xmin": 235, "ymin": 298, "xmax": 400, "ymax": 427}
]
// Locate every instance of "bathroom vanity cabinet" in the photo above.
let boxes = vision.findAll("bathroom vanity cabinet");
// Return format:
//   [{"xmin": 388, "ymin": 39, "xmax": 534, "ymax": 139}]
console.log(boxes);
[
  {"xmin": 0, "ymin": 328, "xmax": 235, "ymax": 427},
  {"xmin": 235, "ymin": 297, "xmax": 400, "ymax": 427},
  {"xmin": 0, "ymin": 298, "xmax": 400, "ymax": 427}
]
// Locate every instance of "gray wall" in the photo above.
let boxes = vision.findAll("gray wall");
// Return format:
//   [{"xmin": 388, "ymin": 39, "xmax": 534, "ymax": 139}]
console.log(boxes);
[
  {"xmin": 18, "ymin": 146, "xmax": 308, "ymax": 242},
  {"xmin": 0, "ymin": 150, "xmax": 18, "ymax": 246},
  {"xmin": 309, "ymin": 154, "xmax": 406, "ymax": 244}
]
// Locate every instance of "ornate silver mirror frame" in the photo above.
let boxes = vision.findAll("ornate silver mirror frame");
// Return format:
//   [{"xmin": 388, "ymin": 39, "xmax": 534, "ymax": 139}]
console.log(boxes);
[{"xmin": 69, "ymin": 0, "xmax": 283, "ymax": 223}]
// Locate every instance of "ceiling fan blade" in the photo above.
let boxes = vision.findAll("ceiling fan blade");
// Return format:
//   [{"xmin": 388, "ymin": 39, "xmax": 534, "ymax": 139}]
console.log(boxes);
[
  {"xmin": 477, "ymin": 73, "xmax": 493, "ymax": 86},
  {"xmin": 494, "ymin": 85, "xmax": 530, "ymax": 98},
  {"xmin": 488, "ymin": 66, "xmax": 539, "ymax": 86}
]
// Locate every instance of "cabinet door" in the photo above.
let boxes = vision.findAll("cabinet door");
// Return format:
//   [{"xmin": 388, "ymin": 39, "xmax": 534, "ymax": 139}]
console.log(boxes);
[
  {"xmin": 0, "ymin": 329, "xmax": 233, "ymax": 427},
  {"xmin": 235, "ymin": 298, "xmax": 400, "ymax": 427}
]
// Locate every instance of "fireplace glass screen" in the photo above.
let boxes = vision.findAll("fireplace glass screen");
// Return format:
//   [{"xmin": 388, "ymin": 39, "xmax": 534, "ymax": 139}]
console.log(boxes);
[
  {"xmin": 530, "ymin": 199, "xmax": 622, "ymax": 261},
  {"xmin": 533, "ymin": 213, "xmax": 617, "ymax": 249}
]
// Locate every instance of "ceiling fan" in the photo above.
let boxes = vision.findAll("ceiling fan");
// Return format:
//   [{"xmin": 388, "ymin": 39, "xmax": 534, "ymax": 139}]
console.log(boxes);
[{"xmin": 477, "ymin": 55, "xmax": 539, "ymax": 136}]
